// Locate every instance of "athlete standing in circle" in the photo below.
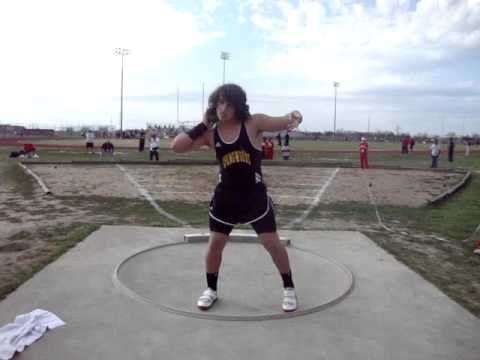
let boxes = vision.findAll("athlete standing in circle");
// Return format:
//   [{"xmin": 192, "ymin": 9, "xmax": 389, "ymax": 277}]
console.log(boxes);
[{"xmin": 171, "ymin": 84, "xmax": 302, "ymax": 312}]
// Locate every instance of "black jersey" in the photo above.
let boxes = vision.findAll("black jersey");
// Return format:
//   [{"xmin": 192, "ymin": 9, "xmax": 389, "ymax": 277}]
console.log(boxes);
[{"xmin": 214, "ymin": 121, "xmax": 263, "ymax": 190}]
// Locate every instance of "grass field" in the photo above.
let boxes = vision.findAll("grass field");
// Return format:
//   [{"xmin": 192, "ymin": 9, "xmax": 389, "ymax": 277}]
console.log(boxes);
[
  {"xmin": 3, "ymin": 136, "xmax": 479, "ymax": 167},
  {"xmin": 1, "ymin": 137, "xmax": 479, "ymax": 317},
  {"xmin": 6, "ymin": 136, "xmax": 475, "ymax": 152}
]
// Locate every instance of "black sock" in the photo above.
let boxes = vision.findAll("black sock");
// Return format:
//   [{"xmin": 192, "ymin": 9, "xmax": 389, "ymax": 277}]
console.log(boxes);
[
  {"xmin": 206, "ymin": 272, "xmax": 218, "ymax": 291},
  {"xmin": 281, "ymin": 271, "xmax": 294, "ymax": 289}
]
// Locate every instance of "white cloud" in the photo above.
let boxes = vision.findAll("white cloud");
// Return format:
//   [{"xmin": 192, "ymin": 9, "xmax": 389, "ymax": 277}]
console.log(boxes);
[
  {"xmin": 201, "ymin": 0, "xmax": 223, "ymax": 23},
  {"xmin": 0, "ymin": 0, "xmax": 223, "ymax": 98},
  {"xmin": 245, "ymin": 0, "xmax": 480, "ymax": 92},
  {"xmin": 376, "ymin": 0, "xmax": 412, "ymax": 17},
  {"xmin": 203, "ymin": 0, "xmax": 223, "ymax": 14},
  {"xmin": 238, "ymin": 1, "xmax": 246, "ymax": 22}
]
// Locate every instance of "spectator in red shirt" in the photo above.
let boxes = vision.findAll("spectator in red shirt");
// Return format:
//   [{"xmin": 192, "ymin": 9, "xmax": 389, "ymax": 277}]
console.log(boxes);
[
  {"xmin": 409, "ymin": 137, "xmax": 415, "ymax": 152},
  {"xmin": 265, "ymin": 137, "xmax": 274, "ymax": 160},
  {"xmin": 261, "ymin": 137, "xmax": 267, "ymax": 159},
  {"xmin": 23, "ymin": 143, "xmax": 37, "ymax": 158},
  {"xmin": 359, "ymin": 137, "xmax": 369, "ymax": 169}
]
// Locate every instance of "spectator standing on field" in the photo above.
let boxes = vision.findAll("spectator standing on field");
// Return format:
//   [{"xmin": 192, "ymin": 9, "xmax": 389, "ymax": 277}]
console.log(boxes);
[
  {"xmin": 281, "ymin": 144, "xmax": 290, "ymax": 160},
  {"xmin": 409, "ymin": 137, "xmax": 415, "ymax": 152},
  {"xmin": 359, "ymin": 137, "xmax": 369, "ymax": 169},
  {"xmin": 149, "ymin": 134, "xmax": 160, "ymax": 161},
  {"xmin": 85, "ymin": 130, "xmax": 95, "ymax": 154},
  {"xmin": 281, "ymin": 131, "xmax": 291, "ymax": 160},
  {"xmin": 139, "ymin": 130, "xmax": 146, "ymax": 152},
  {"xmin": 276, "ymin": 133, "xmax": 282, "ymax": 146},
  {"xmin": 430, "ymin": 139, "xmax": 441, "ymax": 168},
  {"xmin": 401, "ymin": 136, "xmax": 410, "ymax": 154},
  {"xmin": 465, "ymin": 140, "xmax": 471, "ymax": 157},
  {"xmin": 261, "ymin": 137, "xmax": 267, "ymax": 159},
  {"xmin": 448, "ymin": 137, "xmax": 455, "ymax": 162},
  {"xmin": 284, "ymin": 132, "xmax": 290, "ymax": 146},
  {"xmin": 265, "ymin": 137, "xmax": 274, "ymax": 160}
]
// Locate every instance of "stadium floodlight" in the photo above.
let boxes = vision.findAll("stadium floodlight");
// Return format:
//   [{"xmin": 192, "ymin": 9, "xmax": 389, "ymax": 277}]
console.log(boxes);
[
  {"xmin": 220, "ymin": 51, "xmax": 230, "ymax": 84},
  {"xmin": 115, "ymin": 48, "xmax": 131, "ymax": 136},
  {"xmin": 333, "ymin": 81, "xmax": 340, "ymax": 138}
]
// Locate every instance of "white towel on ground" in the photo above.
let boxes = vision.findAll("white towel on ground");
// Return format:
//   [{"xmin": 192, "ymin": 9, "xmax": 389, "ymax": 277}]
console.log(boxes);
[{"xmin": 0, "ymin": 309, "xmax": 65, "ymax": 360}]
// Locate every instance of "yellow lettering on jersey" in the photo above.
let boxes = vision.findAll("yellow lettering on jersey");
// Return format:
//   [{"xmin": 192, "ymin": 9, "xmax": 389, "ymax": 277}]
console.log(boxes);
[{"xmin": 222, "ymin": 150, "xmax": 251, "ymax": 168}]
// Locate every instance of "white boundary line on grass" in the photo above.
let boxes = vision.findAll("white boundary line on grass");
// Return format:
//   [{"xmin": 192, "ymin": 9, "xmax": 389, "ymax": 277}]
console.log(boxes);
[
  {"xmin": 18, "ymin": 162, "xmax": 51, "ymax": 195},
  {"xmin": 116, "ymin": 165, "xmax": 190, "ymax": 228},
  {"xmin": 285, "ymin": 167, "xmax": 340, "ymax": 229},
  {"xmin": 363, "ymin": 172, "xmax": 394, "ymax": 233}
]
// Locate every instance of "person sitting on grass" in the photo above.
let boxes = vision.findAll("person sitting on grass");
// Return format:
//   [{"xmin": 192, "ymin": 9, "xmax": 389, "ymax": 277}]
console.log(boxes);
[
  {"xmin": 23, "ymin": 143, "xmax": 38, "ymax": 159},
  {"xmin": 101, "ymin": 141, "xmax": 115, "ymax": 158}
]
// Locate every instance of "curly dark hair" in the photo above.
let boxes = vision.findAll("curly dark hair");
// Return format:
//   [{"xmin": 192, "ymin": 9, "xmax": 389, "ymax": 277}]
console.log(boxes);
[{"xmin": 206, "ymin": 83, "xmax": 251, "ymax": 124}]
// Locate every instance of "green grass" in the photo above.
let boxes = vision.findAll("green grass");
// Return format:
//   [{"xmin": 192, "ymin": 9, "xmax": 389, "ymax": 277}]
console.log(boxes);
[
  {"xmin": 2, "ymin": 142, "xmax": 479, "ymax": 171},
  {"xmin": 365, "ymin": 227, "xmax": 480, "ymax": 316},
  {"xmin": 371, "ymin": 153, "xmax": 480, "ymax": 170},
  {"xmin": 378, "ymin": 174, "xmax": 480, "ymax": 243},
  {"xmin": 311, "ymin": 201, "xmax": 377, "ymax": 223},
  {"xmin": 58, "ymin": 196, "xmax": 182, "ymax": 227},
  {"xmin": 160, "ymin": 201, "xmax": 210, "ymax": 227},
  {"xmin": 2, "ymin": 162, "xmax": 35, "ymax": 197},
  {"xmin": 1, "ymin": 147, "xmax": 215, "ymax": 162},
  {"xmin": 0, "ymin": 223, "xmax": 100, "ymax": 300}
]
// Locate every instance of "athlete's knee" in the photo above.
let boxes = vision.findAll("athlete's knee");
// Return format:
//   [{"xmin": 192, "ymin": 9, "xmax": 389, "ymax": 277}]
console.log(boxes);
[
  {"xmin": 208, "ymin": 233, "xmax": 228, "ymax": 253},
  {"xmin": 261, "ymin": 235, "xmax": 284, "ymax": 254}
]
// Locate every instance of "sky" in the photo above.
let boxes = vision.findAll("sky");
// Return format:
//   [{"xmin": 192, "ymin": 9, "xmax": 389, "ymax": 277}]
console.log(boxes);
[{"xmin": 0, "ymin": 0, "xmax": 479, "ymax": 135}]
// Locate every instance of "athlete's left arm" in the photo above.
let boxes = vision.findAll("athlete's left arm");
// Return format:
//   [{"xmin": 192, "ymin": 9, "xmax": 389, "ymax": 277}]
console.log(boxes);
[{"xmin": 251, "ymin": 111, "xmax": 302, "ymax": 133}]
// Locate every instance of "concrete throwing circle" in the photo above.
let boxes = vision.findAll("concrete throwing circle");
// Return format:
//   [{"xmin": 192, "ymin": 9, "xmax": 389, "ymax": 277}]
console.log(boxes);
[{"xmin": 114, "ymin": 242, "xmax": 354, "ymax": 321}]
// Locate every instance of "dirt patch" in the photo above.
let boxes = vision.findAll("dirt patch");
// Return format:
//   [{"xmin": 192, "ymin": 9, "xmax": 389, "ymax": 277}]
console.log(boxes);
[
  {"xmin": 28, "ymin": 164, "xmax": 465, "ymax": 208},
  {"xmin": 30, "ymin": 164, "xmax": 137, "ymax": 198},
  {"xmin": 0, "ymin": 242, "xmax": 31, "ymax": 252},
  {"xmin": 322, "ymin": 168, "xmax": 463, "ymax": 207},
  {"xmin": 124, "ymin": 165, "xmax": 218, "ymax": 203}
]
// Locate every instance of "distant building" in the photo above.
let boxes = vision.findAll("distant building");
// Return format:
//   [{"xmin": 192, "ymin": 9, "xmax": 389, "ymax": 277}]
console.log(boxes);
[
  {"xmin": 0, "ymin": 124, "xmax": 25, "ymax": 136},
  {"xmin": 0, "ymin": 125, "xmax": 54, "ymax": 137},
  {"xmin": 23, "ymin": 128, "xmax": 55, "ymax": 136}
]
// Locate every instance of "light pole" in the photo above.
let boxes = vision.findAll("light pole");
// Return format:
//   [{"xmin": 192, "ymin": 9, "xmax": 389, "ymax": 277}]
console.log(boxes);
[
  {"xmin": 220, "ymin": 51, "xmax": 230, "ymax": 84},
  {"xmin": 115, "ymin": 48, "xmax": 131, "ymax": 136},
  {"xmin": 333, "ymin": 81, "xmax": 340, "ymax": 138}
]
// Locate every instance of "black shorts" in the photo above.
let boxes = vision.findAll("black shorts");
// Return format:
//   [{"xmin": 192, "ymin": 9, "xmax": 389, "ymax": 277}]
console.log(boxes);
[
  {"xmin": 86, "ymin": 142, "xmax": 94, "ymax": 148},
  {"xmin": 209, "ymin": 184, "xmax": 277, "ymax": 235}
]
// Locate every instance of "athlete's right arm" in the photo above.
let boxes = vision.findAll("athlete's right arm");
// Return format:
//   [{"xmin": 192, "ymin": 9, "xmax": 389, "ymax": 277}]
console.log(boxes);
[{"xmin": 171, "ymin": 117, "xmax": 213, "ymax": 153}]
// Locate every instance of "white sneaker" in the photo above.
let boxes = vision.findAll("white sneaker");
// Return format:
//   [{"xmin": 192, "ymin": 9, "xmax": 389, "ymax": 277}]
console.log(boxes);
[
  {"xmin": 282, "ymin": 287, "xmax": 298, "ymax": 312},
  {"xmin": 197, "ymin": 288, "xmax": 218, "ymax": 310}
]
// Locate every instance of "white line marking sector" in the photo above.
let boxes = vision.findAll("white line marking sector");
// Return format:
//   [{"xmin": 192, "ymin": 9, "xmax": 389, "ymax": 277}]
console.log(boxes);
[
  {"xmin": 363, "ymin": 172, "xmax": 393, "ymax": 233},
  {"xmin": 286, "ymin": 167, "xmax": 340, "ymax": 228},
  {"xmin": 18, "ymin": 163, "xmax": 51, "ymax": 194},
  {"xmin": 116, "ymin": 165, "xmax": 190, "ymax": 227}
]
